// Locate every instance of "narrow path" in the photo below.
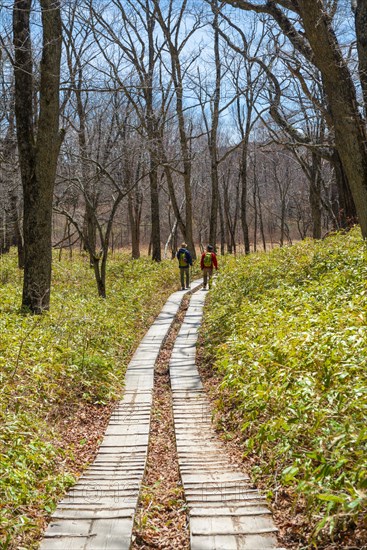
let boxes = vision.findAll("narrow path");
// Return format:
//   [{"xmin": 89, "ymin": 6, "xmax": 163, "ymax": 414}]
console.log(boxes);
[
  {"xmin": 170, "ymin": 291, "xmax": 283, "ymax": 550},
  {"xmin": 40, "ymin": 281, "xmax": 282, "ymax": 550},
  {"xmin": 131, "ymin": 295, "xmax": 191, "ymax": 549},
  {"xmin": 40, "ymin": 281, "xmax": 202, "ymax": 550}
]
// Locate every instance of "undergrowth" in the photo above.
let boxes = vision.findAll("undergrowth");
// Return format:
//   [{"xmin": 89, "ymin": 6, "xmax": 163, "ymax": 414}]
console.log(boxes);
[
  {"xmin": 202, "ymin": 228, "xmax": 367, "ymax": 548},
  {"xmin": 0, "ymin": 251, "xmax": 178, "ymax": 548}
]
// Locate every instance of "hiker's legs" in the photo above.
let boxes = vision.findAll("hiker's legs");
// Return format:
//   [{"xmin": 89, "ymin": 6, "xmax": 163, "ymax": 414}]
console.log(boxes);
[
  {"xmin": 180, "ymin": 269, "xmax": 185, "ymax": 289},
  {"xmin": 185, "ymin": 268, "xmax": 190, "ymax": 288},
  {"xmin": 208, "ymin": 268, "xmax": 213, "ymax": 288},
  {"xmin": 203, "ymin": 267, "xmax": 211, "ymax": 288}
]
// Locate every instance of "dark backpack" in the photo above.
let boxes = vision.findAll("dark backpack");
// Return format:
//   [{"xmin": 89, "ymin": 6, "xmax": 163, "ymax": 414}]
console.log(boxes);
[{"xmin": 203, "ymin": 252, "xmax": 212, "ymax": 267}]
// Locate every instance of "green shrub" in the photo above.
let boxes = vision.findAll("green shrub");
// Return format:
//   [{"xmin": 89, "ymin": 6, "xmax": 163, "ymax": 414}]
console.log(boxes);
[
  {"xmin": 0, "ymin": 251, "xmax": 178, "ymax": 546},
  {"xmin": 202, "ymin": 228, "xmax": 367, "ymax": 542}
]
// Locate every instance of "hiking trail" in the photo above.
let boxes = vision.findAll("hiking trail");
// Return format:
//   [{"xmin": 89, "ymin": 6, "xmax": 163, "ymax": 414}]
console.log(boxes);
[{"xmin": 40, "ymin": 282, "xmax": 283, "ymax": 550}]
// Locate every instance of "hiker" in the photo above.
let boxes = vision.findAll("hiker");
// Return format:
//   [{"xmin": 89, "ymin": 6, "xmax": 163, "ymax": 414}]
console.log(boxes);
[
  {"xmin": 200, "ymin": 244, "xmax": 218, "ymax": 290},
  {"xmin": 176, "ymin": 242, "xmax": 193, "ymax": 290}
]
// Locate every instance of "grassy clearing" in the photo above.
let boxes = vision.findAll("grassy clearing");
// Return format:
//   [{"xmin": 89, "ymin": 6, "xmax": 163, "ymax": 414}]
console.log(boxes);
[
  {"xmin": 202, "ymin": 228, "xmax": 367, "ymax": 547},
  {"xmin": 0, "ymin": 251, "xmax": 179, "ymax": 549}
]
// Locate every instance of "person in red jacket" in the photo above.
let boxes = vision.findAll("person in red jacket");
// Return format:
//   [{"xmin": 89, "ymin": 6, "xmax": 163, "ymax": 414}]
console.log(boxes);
[{"xmin": 200, "ymin": 244, "xmax": 218, "ymax": 290}]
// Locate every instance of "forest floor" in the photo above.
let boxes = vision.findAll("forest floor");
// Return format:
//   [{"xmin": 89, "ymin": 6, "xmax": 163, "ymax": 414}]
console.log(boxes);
[
  {"xmin": 196, "ymin": 345, "xmax": 367, "ymax": 550},
  {"xmin": 2, "ymin": 232, "xmax": 366, "ymax": 549}
]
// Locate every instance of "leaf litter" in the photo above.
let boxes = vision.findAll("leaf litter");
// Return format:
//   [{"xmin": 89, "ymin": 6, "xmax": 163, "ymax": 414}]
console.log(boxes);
[{"xmin": 131, "ymin": 296, "xmax": 190, "ymax": 549}]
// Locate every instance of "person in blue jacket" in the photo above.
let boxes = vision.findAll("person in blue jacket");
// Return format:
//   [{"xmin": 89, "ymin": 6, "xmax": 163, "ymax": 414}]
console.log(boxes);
[{"xmin": 176, "ymin": 242, "xmax": 193, "ymax": 290}]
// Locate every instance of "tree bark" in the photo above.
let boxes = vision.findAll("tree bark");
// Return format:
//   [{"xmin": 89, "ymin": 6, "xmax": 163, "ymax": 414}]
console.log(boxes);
[
  {"xmin": 128, "ymin": 189, "xmax": 142, "ymax": 260},
  {"xmin": 218, "ymin": 190, "xmax": 226, "ymax": 255},
  {"xmin": 354, "ymin": 0, "xmax": 367, "ymax": 117},
  {"xmin": 221, "ymin": 0, "xmax": 367, "ymax": 239},
  {"xmin": 208, "ymin": 2, "xmax": 221, "ymax": 247},
  {"xmin": 149, "ymin": 157, "xmax": 161, "ymax": 261},
  {"xmin": 13, "ymin": 0, "xmax": 63, "ymax": 313},
  {"xmin": 147, "ymin": 7, "xmax": 161, "ymax": 262},
  {"xmin": 332, "ymin": 150, "xmax": 358, "ymax": 227},
  {"xmin": 240, "ymin": 150, "xmax": 250, "ymax": 254},
  {"xmin": 297, "ymin": 1, "xmax": 367, "ymax": 238}
]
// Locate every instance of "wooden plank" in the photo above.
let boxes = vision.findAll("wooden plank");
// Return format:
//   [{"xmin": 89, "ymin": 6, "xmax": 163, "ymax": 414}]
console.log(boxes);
[
  {"xmin": 43, "ymin": 519, "xmax": 92, "ymax": 537},
  {"xmin": 190, "ymin": 533, "xmax": 280, "ymax": 550},
  {"xmin": 51, "ymin": 509, "xmax": 134, "ymax": 520},
  {"xmin": 190, "ymin": 506, "xmax": 272, "ymax": 517},
  {"xmin": 170, "ymin": 290, "xmax": 280, "ymax": 549},
  {"xmin": 40, "ymin": 537, "xmax": 88, "ymax": 550},
  {"xmin": 40, "ymin": 281, "xmax": 203, "ymax": 549},
  {"xmin": 190, "ymin": 515, "xmax": 278, "ymax": 535}
]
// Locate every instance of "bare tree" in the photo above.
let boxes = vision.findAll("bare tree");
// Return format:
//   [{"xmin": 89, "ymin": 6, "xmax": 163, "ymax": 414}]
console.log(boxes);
[
  {"xmin": 214, "ymin": 12, "xmax": 272, "ymax": 252},
  {"xmin": 0, "ymin": 45, "xmax": 24, "ymax": 265},
  {"xmin": 220, "ymin": 0, "xmax": 367, "ymax": 240},
  {"xmin": 353, "ymin": 0, "xmax": 367, "ymax": 117},
  {"xmin": 13, "ymin": 0, "xmax": 63, "ymax": 313},
  {"xmin": 88, "ymin": 0, "xmax": 167, "ymax": 261},
  {"xmin": 56, "ymin": 92, "xmax": 145, "ymax": 296},
  {"xmin": 152, "ymin": 0, "xmax": 207, "ymax": 258}
]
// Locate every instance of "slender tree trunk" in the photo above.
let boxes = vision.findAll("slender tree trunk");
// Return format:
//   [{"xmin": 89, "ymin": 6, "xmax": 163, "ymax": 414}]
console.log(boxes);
[
  {"xmin": 163, "ymin": 162, "xmax": 187, "ymax": 239},
  {"xmin": 253, "ymin": 182, "xmax": 257, "ymax": 252},
  {"xmin": 209, "ymin": 2, "xmax": 221, "ymax": 247},
  {"xmin": 218, "ymin": 191, "xmax": 225, "ymax": 255},
  {"xmin": 257, "ymin": 186, "xmax": 266, "ymax": 251},
  {"xmin": 309, "ymin": 153, "xmax": 322, "ymax": 239},
  {"xmin": 149, "ymin": 159, "xmax": 161, "ymax": 261},
  {"xmin": 128, "ymin": 190, "xmax": 142, "ymax": 259},
  {"xmin": 74, "ymin": 66, "xmax": 98, "ymax": 266},
  {"xmin": 92, "ymin": 256, "xmax": 106, "ymax": 298},
  {"xmin": 84, "ymin": 198, "xmax": 97, "ymax": 265},
  {"xmin": 10, "ymin": 193, "xmax": 24, "ymax": 268},
  {"xmin": 13, "ymin": 0, "xmax": 63, "ymax": 313},
  {"xmin": 240, "ymin": 152, "xmax": 250, "ymax": 254},
  {"xmin": 152, "ymin": 1, "xmax": 195, "ymax": 258},
  {"xmin": 147, "ymin": 8, "xmax": 161, "ymax": 262},
  {"xmin": 0, "ymin": 108, "xmax": 23, "ymax": 262}
]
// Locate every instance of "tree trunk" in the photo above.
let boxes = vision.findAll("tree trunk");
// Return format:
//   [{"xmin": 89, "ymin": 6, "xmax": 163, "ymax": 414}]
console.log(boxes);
[
  {"xmin": 332, "ymin": 150, "xmax": 357, "ymax": 227},
  {"xmin": 147, "ymin": 8, "xmax": 161, "ymax": 262},
  {"xmin": 209, "ymin": 2, "xmax": 221, "ymax": 247},
  {"xmin": 0, "ymin": 108, "xmax": 22, "ymax": 261},
  {"xmin": 218, "ymin": 191, "xmax": 226, "ymax": 255},
  {"xmin": 83, "ymin": 198, "xmax": 97, "ymax": 265},
  {"xmin": 128, "ymin": 190, "xmax": 142, "ymax": 259},
  {"xmin": 149, "ymin": 160, "xmax": 161, "ymax": 261},
  {"xmin": 10, "ymin": 193, "xmax": 24, "ymax": 267},
  {"xmin": 152, "ymin": 0, "xmax": 196, "ymax": 259},
  {"xmin": 309, "ymin": 153, "xmax": 322, "ymax": 239},
  {"xmin": 92, "ymin": 256, "xmax": 106, "ymax": 298},
  {"xmin": 240, "ymin": 152, "xmax": 250, "ymax": 254},
  {"xmin": 257, "ymin": 185, "xmax": 266, "ymax": 251},
  {"xmin": 13, "ymin": 0, "xmax": 63, "ymax": 313},
  {"xmin": 253, "ymin": 181, "xmax": 257, "ymax": 252},
  {"xmin": 297, "ymin": 1, "xmax": 367, "ymax": 239},
  {"xmin": 355, "ymin": 0, "xmax": 367, "ymax": 117}
]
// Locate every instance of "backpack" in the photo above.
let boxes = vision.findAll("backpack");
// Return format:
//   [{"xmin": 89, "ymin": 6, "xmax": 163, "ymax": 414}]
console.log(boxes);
[
  {"xmin": 179, "ymin": 251, "xmax": 188, "ymax": 267},
  {"xmin": 203, "ymin": 252, "xmax": 212, "ymax": 267}
]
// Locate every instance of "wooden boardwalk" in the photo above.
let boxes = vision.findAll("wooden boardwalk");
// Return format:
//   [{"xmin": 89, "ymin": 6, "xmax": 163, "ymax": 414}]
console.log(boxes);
[
  {"xmin": 40, "ymin": 281, "xmax": 202, "ymax": 550},
  {"xmin": 40, "ymin": 281, "xmax": 282, "ymax": 549},
  {"xmin": 170, "ymin": 291, "xmax": 282, "ymax": 550}
]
